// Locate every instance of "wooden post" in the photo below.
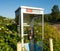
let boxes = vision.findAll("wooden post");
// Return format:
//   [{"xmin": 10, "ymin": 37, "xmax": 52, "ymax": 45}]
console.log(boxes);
[
  {"xmin": 17, "ymin": 42, "xmax": 22, "ymax": 51},
  {"xmin": 49, "ymin": 38, "xmax": 53, "ymax": 51}
]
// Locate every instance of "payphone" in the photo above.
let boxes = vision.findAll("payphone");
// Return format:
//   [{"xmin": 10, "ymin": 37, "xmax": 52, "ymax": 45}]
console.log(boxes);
[{"xmin": 15, "ymin": 6, "xmax": 44, "ymax": 51}]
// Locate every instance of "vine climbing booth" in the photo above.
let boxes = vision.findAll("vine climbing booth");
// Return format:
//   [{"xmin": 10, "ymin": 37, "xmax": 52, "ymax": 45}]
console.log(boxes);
[{"xmin": 15, "ymin": 6, "xmax": 44, "ymax": 51}]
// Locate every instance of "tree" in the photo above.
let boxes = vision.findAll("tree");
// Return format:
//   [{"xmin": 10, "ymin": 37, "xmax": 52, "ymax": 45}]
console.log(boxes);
[
  {"xmin": 44, "ymin": 14, "xmax": 53, "ymax": 22},
  {"xmin": 51, "ymin": 5, "xmax": 60, "ymax": 22},
  {"xmin": 57, "ymin": 12, "xmax": 60, "ymax": 22}
]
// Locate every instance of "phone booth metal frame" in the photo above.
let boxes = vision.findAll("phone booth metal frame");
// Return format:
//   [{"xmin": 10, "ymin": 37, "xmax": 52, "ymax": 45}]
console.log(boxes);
[{"xmin": 15, "ymin": 6, "xmax": 44, "ymax": 51}]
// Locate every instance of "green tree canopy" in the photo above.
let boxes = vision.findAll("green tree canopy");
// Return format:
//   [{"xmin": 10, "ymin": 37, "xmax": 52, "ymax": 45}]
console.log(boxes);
[{"xmin": 51, "ymin": 5, "xmax": 60, "ymax": 22}]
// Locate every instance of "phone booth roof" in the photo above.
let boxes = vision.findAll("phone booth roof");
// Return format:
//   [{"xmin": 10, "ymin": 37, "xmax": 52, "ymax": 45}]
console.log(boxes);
[{"xmin": 15, "ymin": 6, "xmax": 44, "ymax": 14}]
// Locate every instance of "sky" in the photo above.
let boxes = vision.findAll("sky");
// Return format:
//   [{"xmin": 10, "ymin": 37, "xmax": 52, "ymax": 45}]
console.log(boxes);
[{"xmin": 0, "ymin": 0, "xmax": 60, "ymax": 18}]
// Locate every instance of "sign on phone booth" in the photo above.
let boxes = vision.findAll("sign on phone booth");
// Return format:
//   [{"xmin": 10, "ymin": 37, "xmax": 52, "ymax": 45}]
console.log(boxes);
[{"xmin": 15, "ymin": 6, "xmax": 44, "ymax": 51}]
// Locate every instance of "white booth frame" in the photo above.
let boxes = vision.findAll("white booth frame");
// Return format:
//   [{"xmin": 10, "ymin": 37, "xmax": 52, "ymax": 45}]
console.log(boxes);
[{"xmin": 15, "ymin": 6, "xmax": 44, "ymax": 50}]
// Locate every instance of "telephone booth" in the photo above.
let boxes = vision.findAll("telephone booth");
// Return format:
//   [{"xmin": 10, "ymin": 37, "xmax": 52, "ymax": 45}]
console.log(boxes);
[{"xmin": 15, "ymin": 6, "xmax": 44, "ymax": 51}]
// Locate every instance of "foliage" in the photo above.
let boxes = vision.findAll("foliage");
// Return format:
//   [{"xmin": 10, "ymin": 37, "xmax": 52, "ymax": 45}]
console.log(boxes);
[
  {"xmin": 51, "ymin": 5, "xmax": 59, "ymax": 13},
  {"xmin": 0, "ymin": 16, "xmax": 20, "ymax": 51},
  {"xmin": 34, "ymin": 25, "xmax": 42, "ymax": 43},
  {"xmin": 43, "ymin": 23, "xmax": 60, "ymax": 51},
  {"xmin": 57, "ymin": 12, "xmax": 60, "ymax": 22},
  {"xmin": 51, "ymin": 5, "xmax": 60, "ymax": 22},
  {"xmin": 44, "ymin": 14, "xmax": 53, "ymax": 22},
  {"xmin": 45, "ymin": 5, "xmax": 60, "ymax": 22}
]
